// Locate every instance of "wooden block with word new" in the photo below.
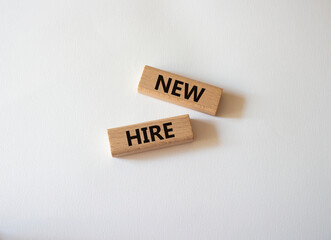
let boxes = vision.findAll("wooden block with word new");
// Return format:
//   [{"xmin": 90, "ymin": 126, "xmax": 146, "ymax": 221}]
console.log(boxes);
[
  {"xmin": 107, "ymin": 114, "xmax": 194, "ymax": 157},
  {"xmin": 138, "ymin": 65, "xmax": 223, "ymax": 115}
]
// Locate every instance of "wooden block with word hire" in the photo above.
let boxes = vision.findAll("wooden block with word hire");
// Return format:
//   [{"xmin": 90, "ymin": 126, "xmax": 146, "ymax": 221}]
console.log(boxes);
[
  {"xmin": 138, "ymin": 66, "xmax": 223, "ymax": 115},
  {"xmin": 107, "ymin": 114, "xmax": 194, "ymax": 157}
]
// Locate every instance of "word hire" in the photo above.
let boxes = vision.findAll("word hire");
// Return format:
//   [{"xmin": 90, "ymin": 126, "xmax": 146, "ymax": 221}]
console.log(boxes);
[{"xmin": 107, "ymin": 114, "xmax": 194, "ymax": 157}]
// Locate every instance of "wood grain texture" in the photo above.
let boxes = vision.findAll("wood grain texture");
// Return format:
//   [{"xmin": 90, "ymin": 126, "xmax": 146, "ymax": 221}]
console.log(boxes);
[
  {"xmin": 107, "ymin": 114, "xmax": 193, "ymax": 157},
  {"xmin": 138, "ymin": 65, "xmax": 223, "ymax": 115}
]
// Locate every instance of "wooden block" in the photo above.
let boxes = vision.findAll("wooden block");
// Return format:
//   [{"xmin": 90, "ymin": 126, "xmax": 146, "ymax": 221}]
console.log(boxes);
[
  {"xmin": 138, "ymin": 65, "xmax": 223, "ymax": 115},
  {"xmin": 107, "ymin": 114, "xmax": 194, "ymax": 157}
]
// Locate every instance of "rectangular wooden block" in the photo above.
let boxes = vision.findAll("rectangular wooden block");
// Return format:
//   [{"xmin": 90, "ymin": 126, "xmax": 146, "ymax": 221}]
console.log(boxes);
[
  {"xmin": 107, "ymin": 114, "xmax": 194, "ymax": 157},
  {"xmin": 138, "ymin": 65, "xmax": 223, "ymax": 115}
]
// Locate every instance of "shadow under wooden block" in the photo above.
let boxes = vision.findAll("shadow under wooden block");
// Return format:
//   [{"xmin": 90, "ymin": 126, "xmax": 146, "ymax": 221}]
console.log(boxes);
[{"xmin": 217, "ymin": 91, "xmax": 245, "ymax": 118}]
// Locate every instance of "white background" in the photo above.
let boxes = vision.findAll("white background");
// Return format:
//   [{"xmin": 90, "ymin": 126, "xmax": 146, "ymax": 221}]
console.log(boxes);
[{"xmin": 0, "ymin": 0, "xmax": 330, "ymax": 239}]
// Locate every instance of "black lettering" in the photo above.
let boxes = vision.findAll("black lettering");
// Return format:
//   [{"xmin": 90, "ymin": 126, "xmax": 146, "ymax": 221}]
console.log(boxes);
[
  {"xmin": 155, "ymin": 75, "xmax": 172, "ymax": 93},
  {"xmin": 149, "ymin": 125, "xmax": 164, "ymax": 141},
  {"xmin": 141, "ymin": 127, "xmax": 150, "ymax": 143},
  {"xmin": 184, "ymin": 83, "xmax": 205, "ymax": 102},
  {"xmin": 163, "ymin": 122, "xmax": 175, "ymax": 139},
  {"xmin": 126, "ymin": 129, "xmax": 141, "ymax": 146},
  {"xmin": 171, "ymin": 80, "xmax": 184, "ymax": 97}
]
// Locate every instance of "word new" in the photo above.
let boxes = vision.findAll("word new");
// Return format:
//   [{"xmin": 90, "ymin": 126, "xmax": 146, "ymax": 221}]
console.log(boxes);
[
  {"xmin": 154, "ymin": 74, "xmax": 205, "ymax": 102},
  {"xmin": 126, "ymin": 122, "xmax": 175, "ymax": 146}
]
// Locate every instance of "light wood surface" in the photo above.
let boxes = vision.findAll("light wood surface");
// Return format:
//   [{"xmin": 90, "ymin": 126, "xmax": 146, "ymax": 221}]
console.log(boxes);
[
  {"xmin": 107, "ymin": 114, "xmax": 194, "ymax": 157},
  {"xmin": 138, "ymin": 65, "xmax": 223, "ymax": 115}
]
